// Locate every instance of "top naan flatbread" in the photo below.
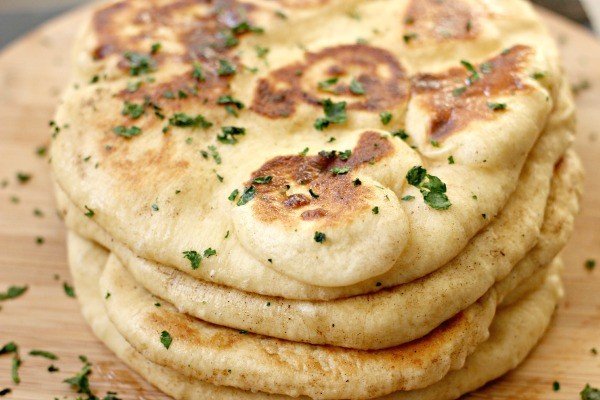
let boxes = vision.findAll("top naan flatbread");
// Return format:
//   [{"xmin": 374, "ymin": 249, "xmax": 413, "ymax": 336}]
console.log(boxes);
[{"xmin": 52, "ymin": 0, "xmax": 562, "ymax": 287}]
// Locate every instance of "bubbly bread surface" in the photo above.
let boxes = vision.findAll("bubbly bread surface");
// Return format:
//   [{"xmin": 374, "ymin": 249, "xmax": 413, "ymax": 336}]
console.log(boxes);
[{"xmin": 52, "ymin": 0, "xmax": 567, "ymax": 291}]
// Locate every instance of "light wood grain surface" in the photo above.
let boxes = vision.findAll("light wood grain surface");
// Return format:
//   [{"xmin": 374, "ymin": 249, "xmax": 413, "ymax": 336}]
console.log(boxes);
[{"xmin": 0, "ymin": 6, "xmax": 598, "ymax": 400}]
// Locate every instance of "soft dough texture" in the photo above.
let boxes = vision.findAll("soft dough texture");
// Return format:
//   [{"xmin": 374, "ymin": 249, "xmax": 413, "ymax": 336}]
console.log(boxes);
[
  {"xmin": 56, "ymin": 148, "xmax": 582, "ymax": 349},
  {"xmin": 68, "ymin": 232, "xmax": 563, "ymax": 400},
  {"xmin": 52, "ymin": 0, "xmax": 567, "ymax": 290}
]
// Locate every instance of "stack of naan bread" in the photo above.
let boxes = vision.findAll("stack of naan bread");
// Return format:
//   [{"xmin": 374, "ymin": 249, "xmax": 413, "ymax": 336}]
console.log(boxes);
[{"xmin": 51, "ymin": 0, "xmax": 583, "ymax": 398}]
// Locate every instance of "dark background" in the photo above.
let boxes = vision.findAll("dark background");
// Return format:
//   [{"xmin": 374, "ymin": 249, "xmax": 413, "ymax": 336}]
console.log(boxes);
[{"xmin": 0, "ymin": 0, "xmax": 595, "ymax": 49}]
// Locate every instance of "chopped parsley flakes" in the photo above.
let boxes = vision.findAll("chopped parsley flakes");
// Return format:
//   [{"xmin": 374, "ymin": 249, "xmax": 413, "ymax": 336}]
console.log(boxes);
[
  {"xmin": 16, "ymin": 172, "xmax": 31, "ymax": 184},
  {"xmin": 192, "ymin": 62, "xmax": 205, "ymax": 82},
  {"xmin": 113, "ymin": 125, "xmax": 142, "ymax": 138},
  {"xmin": 406, "ymin": 166, "xmax": 451, "ymax": 210},
  {"xmin": 460, "ymin": 60, "xmax": 480, "ymax": 85},
  {"xmin": 253, "ymin": 176, "xmax": 272, "ymax": 184},
  {"xmin": 585, "ymin": 259, "xmax": 596, "ymax": 271},
  {"xmin": 123, "ymin": 51, "xmax": 155, "ymax": 76},
  {"xmin": 314, "ymin": 99, "xmax": 347, "ymax": 131},
  {"xmin": 0, "ymin": 286, "xmax": 28, "ymax": 301},
  {"xmin": 121, "ymin": 101, "xmax": 145, "ymax": 119},
  {"xmin": 217, "ymin": 96, "xmax": 245, "ymax": 114},
  {"xmin": 581, "ymin": 384, "xmax": 600, "ymax": 400},
  {"xmin": 487, "ymin": 102, "xmax": 507, "ymax": 111},
  {"xmin": 318, "ymin": 77, "xmax": 339, "ymax": 93},
  {"xmin": 237, "ymin": 186, "xmax": 256, "ymax": 206},
  {"xmin": 63, "ymin": 282, "xmax": 76, "ymax": 298},
  {"xmin": 314, "ymin": 231, "xmax": 326, "ymax": 243},
  {"xmin": 63, "ymin": 356, "xmax": 92, "ymax": 395},
  {"xmin": 1, "ymin": 342, "xmax": 20, "ymax": 385},
  {"xmin": 84, "ymin": 206, "xmax": 95, "ymax": 218},
  {"xmin": 338, "ymin": 150, "xmax": 352, "ymax": 161},
  {"xmin": 349, "ymin": 78, "xmax": 365, "ymax": 95},
  {"xmin": 183, "ymin": 247, "xmax": 217, "ymax": 270},
  {"xmin": 29, "ymin": 350, "xmax": 58, "ymax": 360},
  {"xmin": 403, "ymin": 33, "xmax": 418, "ymax": 44},
  {"xmin": 380, "ymin": 111, "xmax": 392, "ymax": 125},
  {"xmin": 183, "ymin": 251, "xmax": 202, "ymax": 270},
  {"xmin": 331, "ymin": 166, "xmax": 350, "ymax": 175},
  {"xmin": 160, "ymin": 331, "xmax": 173, "ymax": 349},
  {"xmin": 218, "ymin": 126, "xmax": 246, "ymax": 144},
  {"xmin": 169, "ymin": 113, "xmax": 212, "ymax": 129},
  {"xmin": 228, "ymin": 189, "xmax": 239, "ymax": 201},
  {"xmin": 217, "ymin": 59, "xmax": 237, "ymax": 76}
]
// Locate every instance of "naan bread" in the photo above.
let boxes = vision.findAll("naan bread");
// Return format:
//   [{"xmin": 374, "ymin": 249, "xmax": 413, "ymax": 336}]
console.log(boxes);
[
  {"xmin": 56, "ymin": 148, "xmax": 582, "ymax": 349},
  {"xmin": 52, "ymin": 0, "xmax": 564, "ymax": 289},
  {"xmin": 68, "ymin": 232, "xmax": 563, "ymax": 400},
  {"xmin": 53, "ymin": 70, "xmax": 576, "ymax": 301}
]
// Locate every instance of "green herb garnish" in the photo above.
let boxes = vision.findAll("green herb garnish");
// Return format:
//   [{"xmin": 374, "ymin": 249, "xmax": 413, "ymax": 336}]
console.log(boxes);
[
  {"xmin": 64, "ymin": 357, "xmax": 93, "ymax": 395},
  {"xmin": 217, "ymin": 59, "xmax": 237, "ymax": 76},
  {"xmin": 113, "ymin": 125, "xmax": 142, "ymax": 138},
  {"xmin": 380, "ymin": 111, "xmax": 392, "ymax": 125},
  {"xmin": 169, "ymin": 113, "xmax": 212, "ymax": 129},
  {"xmin": 16, "ymin": 172, "xmax": 31, "ymax": 184},
  {"xmin": 218, "ymin": 126, "xmax": 246, "ymax": 144},
  {"xmin": 331, "ymin": 166, "xmax": 350, "ymax": 175},
  {"xmin": 192, "ymin": 62, "xmax": 205, "ymax": 82},
  {"xmin": 160, "ymin": 331, "xmax": 173, "ymax": 349},
  {"xmin": 183, "ymin": 251, "xmax": 202, "ymax": 269},
  {"xmin": 121, "ymin": 101, "xmax": 145, "ymax": 119},
  {"xmin": 460, "ymin": 60, "xmax": 480, "ymax": 85},
  {"xmin": 403, "ymin": 33, "xmax": 418, "ymax": 44},
  {"xmin": 318, "ymin": 77, "xmax": 339, "ymax": 93},
  {"xmin": 580, "ymin": 384, "xmax": 600, "ymax": 400},
  {"xmin": 338, "ymin": 150, "xmax": 352, "ymax": 161},
  {"xmin": 406, "ymin": 166, "xmax": 451, "ymax": 210},
  {"xmin": 253, "ymin": 176, "xmax": 272, "ymax": 184},
  {"xmin": 63, "ymin": 282, "xmax": 76, "ymax": 298},
  {"xmin": 349, "ymin": 78, "xmax": 365, "ymax": 95},
  {"xmin": 314, "ymin": 99, "xmax": 347, "ymax": 131},
  {"xmin": 237, "ymin": 186, "xmax": 256, "ymax": 206},
  {"xmin": 487, "ymin": 102, "xmax": 507, "ymax": 111},
  {"xmin": 123, "ymin": 51, "xmax": 155, "ymax": 76},
  {"xmin": 228, "ymin": 189, "xmax": 239, "ymax": 201},
  {"xmin": 0, "ymin": 286, "xmax": 27, "ymax": 301},
  {"xmin": 314, "ymin": 231, "xmax": 326, "ymax": 243},
  {"xmin": 29, "ymin": 350, "xmax": 58, "ymax": 360}
]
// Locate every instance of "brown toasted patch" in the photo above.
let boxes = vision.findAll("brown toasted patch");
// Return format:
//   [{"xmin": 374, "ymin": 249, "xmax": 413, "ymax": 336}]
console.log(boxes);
[
  {"xmin": 411, "ymin": 45, "xmax": 533, "ymax": 140},
  {"xmin": 246, "ymin": 131, "xmax": 392, "ymax": 226},
  {"xmin": 251, "ymin": 44, "xmax": 409, "ymax": 118},
  {"xmin": 403, "ymin": 0, "xmax": 480, "ymax": 42},
  {"xmin": 92, "ymin": 0, "xmax": 256, "ymax": 76},
  {"xmin": 118, "ymin": 68, "xmax": 229, "ymax": 107},
  {"xmin": 148, "ymin": 310, "xmax": 239, "ymax": 350},
  {"xmin": 99, "ymin": 133, "xmax": 190, "ymax": 190}
]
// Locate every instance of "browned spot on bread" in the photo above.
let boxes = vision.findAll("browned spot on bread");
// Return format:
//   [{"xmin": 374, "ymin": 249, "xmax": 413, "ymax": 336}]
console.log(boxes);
[
  {"xmin": 251, "ymin": 44, "xmax": 409, "ymax": 118},
  {"xmin": 411, "ymin": 45, "xmax": 533, "ymax": 140},
  {"xmin": 247, "ymin": 131, "xmax": 392, "ymax": 226},
  {"xmin": 92, "ymin": 0, "xmax": 255, "ymax": 74},
  {"xmin": 99, "ymin": 134, "xmax": 190, "ymax": 191},
  {"xmin": 404, "ymin": 0, "xmax": 480, "ymax": 42},
  {"xmin": 118, "ymin": 68, "xmax": 229, "ymax": 107}
]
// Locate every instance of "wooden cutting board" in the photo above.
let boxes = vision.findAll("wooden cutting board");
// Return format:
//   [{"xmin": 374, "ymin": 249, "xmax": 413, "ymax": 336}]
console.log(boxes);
[{"xmin": 0, "ymin": 5, "xmax": 598, "ymax": 400}]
